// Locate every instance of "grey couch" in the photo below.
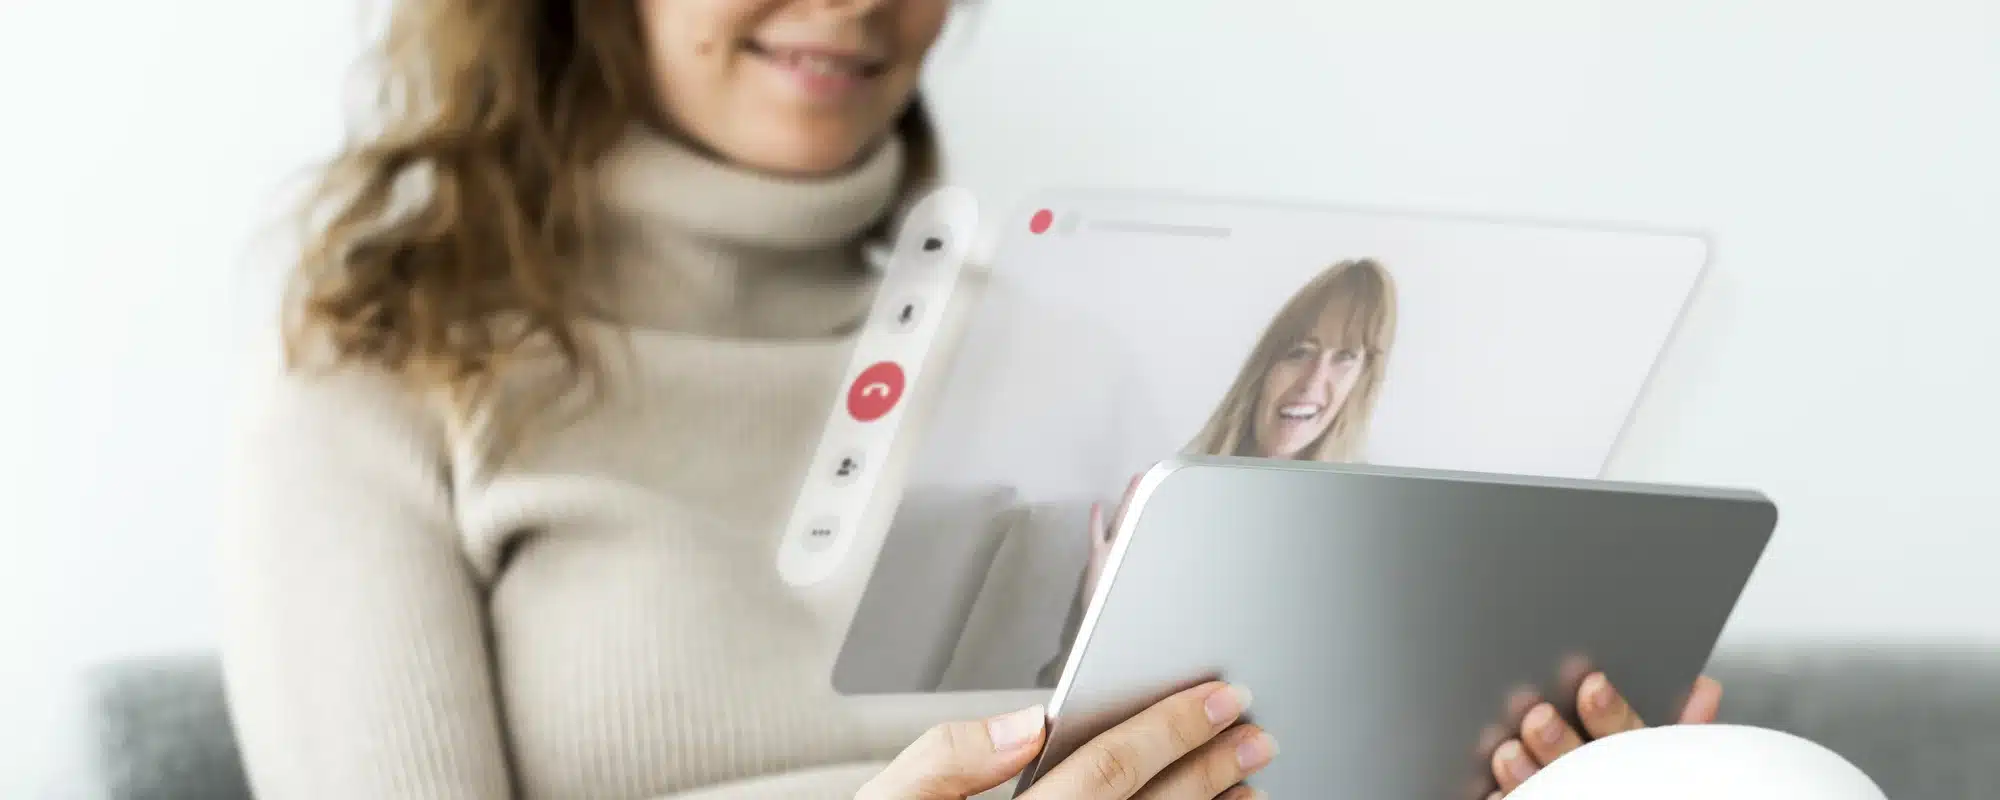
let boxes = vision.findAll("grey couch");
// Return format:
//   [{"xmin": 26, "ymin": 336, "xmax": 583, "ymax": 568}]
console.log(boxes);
[{"xmin": 45, "ymin": 646, "xmax": 2000, "ymax": 800}]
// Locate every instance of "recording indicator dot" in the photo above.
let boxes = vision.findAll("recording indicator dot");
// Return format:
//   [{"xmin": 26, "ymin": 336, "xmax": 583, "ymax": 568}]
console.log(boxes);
[{"xmin": 1029, "ymin": 209, "xmax": 1054, "ymax": 234}]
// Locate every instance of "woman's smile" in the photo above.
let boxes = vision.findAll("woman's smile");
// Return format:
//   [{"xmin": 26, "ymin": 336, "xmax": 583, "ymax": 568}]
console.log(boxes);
[
  {"xmin": 1270, "ymin": 398, "xmax": 1331, "ymax": 446},
  {"xmin": 1276, "ymin": 402, "xmax": 1325, "ymax": 421},
  {"xmin": 741, "ymin": 39, "xmax": 888, "ymax": 104}
]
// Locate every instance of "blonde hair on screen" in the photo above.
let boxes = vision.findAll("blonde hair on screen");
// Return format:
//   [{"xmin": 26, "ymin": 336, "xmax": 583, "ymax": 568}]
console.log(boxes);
[{"xmin": 1186, "ymin": 258, "xmax": 1398, "ymax": 463}]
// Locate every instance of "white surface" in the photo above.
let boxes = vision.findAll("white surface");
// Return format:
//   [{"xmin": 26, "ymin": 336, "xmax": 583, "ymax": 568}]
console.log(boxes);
[
  {"xmin": 1512, "ymin": 725, "xmax": 1887, "ymax": 800},
  {"xmin": 1, "ymin": 0, "xmax": 1997, "ymax": 793},
  {"xmin": 0, "ymin": 2, "xmax": 356, "ymax": 794}
]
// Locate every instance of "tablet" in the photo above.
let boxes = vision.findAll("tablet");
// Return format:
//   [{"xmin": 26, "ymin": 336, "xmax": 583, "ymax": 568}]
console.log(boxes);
[
  {"xmin": 1017, "ymin": 455, "xmax": 1776, "ymax": 798},
  {"xmin": 810, "ymin": 189, "xmax": 1714, "ymax": 696}
]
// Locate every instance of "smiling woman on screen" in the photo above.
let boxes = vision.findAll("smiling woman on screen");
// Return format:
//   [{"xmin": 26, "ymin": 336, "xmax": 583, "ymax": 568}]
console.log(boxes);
[
  {"xmin": 1187, "ymin": 258, "xmax": 1399, "ymax": 463},
  {"xmin": 220, "ymin": 1, "xmax": 1753, "ymax": 799}
]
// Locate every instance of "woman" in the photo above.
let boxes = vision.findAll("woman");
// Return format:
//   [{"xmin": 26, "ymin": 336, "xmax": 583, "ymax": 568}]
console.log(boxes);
[
  {"xmin": 221, "ymin": 1, "xmax": 1723, "ymax": 798},
  {"xmin": 1187, "ymin": 258, "xmax": 1397, "ymax": 463}
]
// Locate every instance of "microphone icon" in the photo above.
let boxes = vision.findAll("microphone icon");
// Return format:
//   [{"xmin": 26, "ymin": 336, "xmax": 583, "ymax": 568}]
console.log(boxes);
[{"xmin": 888, "ymin": 298, "xmax": 921, "ymax": 332}]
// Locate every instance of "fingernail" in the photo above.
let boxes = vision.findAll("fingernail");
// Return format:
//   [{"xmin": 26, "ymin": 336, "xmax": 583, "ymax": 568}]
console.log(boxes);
[
  {"xmin": 1236, "ymin": 731, "xmax": 1278, "ymax": 771},
  {"xmin": 1526, "ymin": 705, "xmax": 1562, "ymax": 746},
  {"xmin": 1205, "ymin": 684, "xmax": 1253, "ymax": 725},
  {"xmin": 1584, "ymin": 675, "xmax": 1615, "ymax": 712},
  {"xmin": 987, "ymin": 705, "xmax": 1044, "ymax": 752},
  {"xmin": 1499, "ymin": 741, "xmax": 1538, "ymax": 783}
]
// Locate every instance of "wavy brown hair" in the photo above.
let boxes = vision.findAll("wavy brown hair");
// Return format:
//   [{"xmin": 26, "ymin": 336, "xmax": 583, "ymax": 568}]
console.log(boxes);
[{"xmin": 285, "ymin": 0, "xmax": 937, "ymax": 409}]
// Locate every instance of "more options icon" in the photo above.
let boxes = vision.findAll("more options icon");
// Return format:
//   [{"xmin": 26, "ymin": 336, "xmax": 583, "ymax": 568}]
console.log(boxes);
[{"xmin": 801, "ymin": 516, "xmax": 840, "ymax": 553}]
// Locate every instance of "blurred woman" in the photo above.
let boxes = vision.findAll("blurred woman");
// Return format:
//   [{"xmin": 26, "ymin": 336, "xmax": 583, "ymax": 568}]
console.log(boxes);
[{"xmin": 220, "ymin": 1, "xmax": 1721, "ymax": 798}]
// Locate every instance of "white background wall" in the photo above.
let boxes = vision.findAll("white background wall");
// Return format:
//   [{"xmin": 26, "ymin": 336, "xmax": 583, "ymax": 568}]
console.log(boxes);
[{"xmin": 1, "ymin": 0, "xmax": 1995, "ymax": 794}]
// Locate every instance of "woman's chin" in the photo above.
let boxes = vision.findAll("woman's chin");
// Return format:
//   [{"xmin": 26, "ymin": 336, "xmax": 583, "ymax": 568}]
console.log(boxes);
[
  {"xmin": 1258, "ymin": 443, "xmax": 1310, "ymax": 461},
  {"xmin": 1257, "ymin": 427, "xmax": 1325, "ymax": 461},
  {"xmin": 718, "ymin": 120, "xmax": 882, "ymax": 179}
]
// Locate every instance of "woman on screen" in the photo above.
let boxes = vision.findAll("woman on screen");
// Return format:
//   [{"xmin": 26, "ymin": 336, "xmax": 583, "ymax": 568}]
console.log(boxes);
[{"xmin": 1187, "ymin": 257, "xmax": 1398, "ymax": 463}]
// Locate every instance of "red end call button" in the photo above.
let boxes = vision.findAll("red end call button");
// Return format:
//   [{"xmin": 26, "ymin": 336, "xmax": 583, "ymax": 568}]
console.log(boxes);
[{"xmin": 847, "ymin": 361, "xmax": 906, "ymax": 422}]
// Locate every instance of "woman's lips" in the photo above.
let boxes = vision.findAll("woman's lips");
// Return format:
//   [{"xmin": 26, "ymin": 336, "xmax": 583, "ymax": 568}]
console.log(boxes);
[
  {"xmin": 1277, "ymin": 403, "xmax": 1325, "ymax": 421},
  {"xmin": 744, "ymin": 41, "xmax": 885, "ymax": 102}
]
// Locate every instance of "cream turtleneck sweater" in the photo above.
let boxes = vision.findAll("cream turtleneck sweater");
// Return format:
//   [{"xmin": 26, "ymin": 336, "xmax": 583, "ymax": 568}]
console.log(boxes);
[{"xmin": 217, "ymin": 130, "xmax": 1035, "ymax": 800}]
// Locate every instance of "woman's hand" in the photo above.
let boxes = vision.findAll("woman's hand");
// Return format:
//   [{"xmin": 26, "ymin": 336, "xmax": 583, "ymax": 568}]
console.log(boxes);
[
  {"xmin": 857, "ymin": 681, "xmax": 1275, "ymax": 800},
  {"xmin": 1080, "ymin": 475, "xmax": 1145, "ymax": 599},
  {"xmin": 1486, "ymin": 673, "xmax": 1723, "ymax": 796}
]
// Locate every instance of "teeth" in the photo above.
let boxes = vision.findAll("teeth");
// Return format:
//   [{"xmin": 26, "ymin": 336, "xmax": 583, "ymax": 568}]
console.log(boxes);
[
  {"xmin": 778, "ymin": 51, "xmax": 859, "ymax": 77},
  {"xmin": 1278, "ymin": 404, "xmax": 1322, "ymax": 420}
]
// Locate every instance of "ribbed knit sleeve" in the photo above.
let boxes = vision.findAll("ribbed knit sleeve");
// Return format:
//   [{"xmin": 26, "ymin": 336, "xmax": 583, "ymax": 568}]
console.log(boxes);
[{"xmin": 217, "ymin": 364, "xmax": 516, "ymax": 800}]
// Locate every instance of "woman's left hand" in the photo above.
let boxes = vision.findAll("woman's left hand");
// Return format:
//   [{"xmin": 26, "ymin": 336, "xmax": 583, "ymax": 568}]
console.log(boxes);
[{"xmin": 1487, "ymin": 672, "xmax": 1724, "ymax": 796}]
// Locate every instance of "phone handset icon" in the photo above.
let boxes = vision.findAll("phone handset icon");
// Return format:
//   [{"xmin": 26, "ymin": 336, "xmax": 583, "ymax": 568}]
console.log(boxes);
[{"xmin": 846, "ymin": 361, "xmax": 906, "ymax": 422}]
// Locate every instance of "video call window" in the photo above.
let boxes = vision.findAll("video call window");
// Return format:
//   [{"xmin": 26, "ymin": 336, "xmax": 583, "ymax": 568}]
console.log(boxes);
[{"xmin": 832, "ymin": 192, "xmax": 1708, "ymax": 696}]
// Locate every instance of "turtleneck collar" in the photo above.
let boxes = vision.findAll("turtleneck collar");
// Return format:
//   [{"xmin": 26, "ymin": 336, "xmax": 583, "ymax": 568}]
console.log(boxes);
[{"xmin": 591, "ymin": 125, "xmax": 907, "ymax": 338}]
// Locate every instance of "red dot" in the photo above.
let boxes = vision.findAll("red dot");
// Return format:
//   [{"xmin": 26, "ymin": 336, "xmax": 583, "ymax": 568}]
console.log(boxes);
[{"xmin": 1029, "ymin": 209, "xmax": 1055, "ymax": 234}]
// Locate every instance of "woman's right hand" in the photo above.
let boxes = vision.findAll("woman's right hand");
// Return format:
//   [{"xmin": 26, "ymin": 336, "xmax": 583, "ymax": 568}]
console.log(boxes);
[{"xmin": 856, "ymin": 681, "xmax": 1275, "ymax": 800}]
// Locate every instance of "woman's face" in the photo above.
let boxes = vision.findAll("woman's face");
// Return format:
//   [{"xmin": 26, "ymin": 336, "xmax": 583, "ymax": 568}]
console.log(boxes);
[
  {"xmin": 637, "ymin": 0, "xmax": 948, "ymax": 177},
  {"xmin": 1250, "ymin": 314, "xmax": 1370, "ymax": 460}
]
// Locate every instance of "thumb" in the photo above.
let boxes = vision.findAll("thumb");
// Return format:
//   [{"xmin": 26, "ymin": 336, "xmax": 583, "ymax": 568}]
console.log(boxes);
[{"xmin": 858, "ymin": 705, "xmax": 1047, "ymax": 800}]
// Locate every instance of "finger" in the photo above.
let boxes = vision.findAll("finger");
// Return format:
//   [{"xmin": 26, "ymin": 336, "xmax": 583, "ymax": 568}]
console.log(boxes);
[
  {"xmin": 1082, "ymin": 504, "xmax": 1110, "ymax": 595},
  {"xmin": 1107, "ymin": 473, "xmax": 1144, "ymax": 532},
  {"xmin": 1096, "ymin": 516, "xmax": 1112, "ymax": 580},
  {"xmin": 1517, "ymin": 702, "xmax": 1584, "ymax": 767},
  {"xmin": 859, "ymin": 705, "xmax": 1047, "ymax": 800},
  {"xmin": 1489, "ymin": 739, "xmax": 1540, "ymax": 794},
  {"xmin": 1576, "ymin": 673, "xmax": 1646, "ymax": 739},
  {"xmin": 1677, "ymin": 675, "xmax": 1723, "ymax": 724},
  {"xmin": 1026, "ymin": 682, "xmax": 1251, "ymax": 799},
  {"xmin": 1132, "ymin": 724, "xmax": 1277, "ymax": 800},
  {"xmin": 1090, "ymin": 515, "xmax": 1114, "ymax": 567}
]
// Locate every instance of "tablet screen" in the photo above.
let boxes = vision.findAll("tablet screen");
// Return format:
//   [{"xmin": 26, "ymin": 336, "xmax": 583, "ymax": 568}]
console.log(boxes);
[{"xmin": 832, "ymin": 190, "xmax": 1708, "ymax": 695}]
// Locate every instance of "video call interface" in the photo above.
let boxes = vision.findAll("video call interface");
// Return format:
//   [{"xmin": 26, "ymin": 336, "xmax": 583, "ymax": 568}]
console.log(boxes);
[{"xmin": 832, "ymin": 192, "xmax": 1708, "ymax": 696}]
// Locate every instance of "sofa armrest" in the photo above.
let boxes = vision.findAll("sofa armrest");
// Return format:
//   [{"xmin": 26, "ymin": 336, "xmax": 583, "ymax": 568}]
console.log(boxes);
[
  {"xmin": 56, "ymin": 653, "xmax": 253, "ymax": 800},
  {"xmin": 1708, "ymin": 645, "xmax": 2000, "ymax": 800}
]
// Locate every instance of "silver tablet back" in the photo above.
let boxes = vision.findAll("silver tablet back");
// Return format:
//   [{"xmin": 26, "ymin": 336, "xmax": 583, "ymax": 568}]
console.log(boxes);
[{"xmin": 1018, "ymin": 456, "xmax": 1776, "ymax": 798}]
